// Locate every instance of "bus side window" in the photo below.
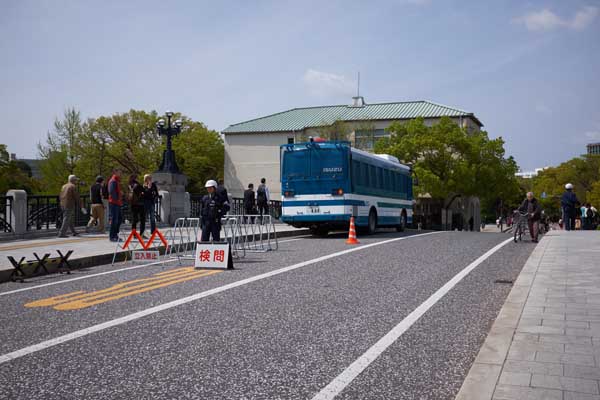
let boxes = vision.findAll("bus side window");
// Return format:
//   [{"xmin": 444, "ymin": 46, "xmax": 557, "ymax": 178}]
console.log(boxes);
[{"xmin": 352, "ymin": 160, "xmax": 360, "ymax": 191}]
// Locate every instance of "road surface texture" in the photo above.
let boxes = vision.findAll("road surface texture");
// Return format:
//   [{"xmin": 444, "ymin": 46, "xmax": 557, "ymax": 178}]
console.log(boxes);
[{"xmin": 0, "ymin": 230, "xmax": 535, "ymax": 399}]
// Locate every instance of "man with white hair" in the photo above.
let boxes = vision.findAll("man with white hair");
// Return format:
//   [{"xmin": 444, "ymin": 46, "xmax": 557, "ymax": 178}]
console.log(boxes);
[
  {"xmin": 561, "ymin": 183, "xmax": 579, "ymax": 231},
  {"xmin": 518, "ymin": 191, "xmax": 542, "ymax": 242},
  {"xmin": 58, "ymin": 175, "xmax": 82, "ymax": 238}
]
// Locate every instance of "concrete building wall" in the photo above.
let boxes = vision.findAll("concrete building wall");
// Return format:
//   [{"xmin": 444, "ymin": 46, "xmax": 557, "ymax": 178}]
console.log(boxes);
[{"xmin": 224, "ymin": 131, "xmax": 295, "ymax": 198}]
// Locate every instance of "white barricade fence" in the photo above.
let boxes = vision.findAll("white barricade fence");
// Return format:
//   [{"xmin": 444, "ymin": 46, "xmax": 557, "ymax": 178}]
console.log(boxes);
[
  {"xmin": 164, "ymin": 215, "xmax": 278, "ymax": 265},
  {"xmin": 166, "ymin": 218, "xmax": 202, "ymax": 265},
  {"xmin": 228, "ymin": 215, "xmax": 278, "ymax": 253},
  {"xmin": 221, "ymin": 217, "xmax": 245, "ymax": 259}
]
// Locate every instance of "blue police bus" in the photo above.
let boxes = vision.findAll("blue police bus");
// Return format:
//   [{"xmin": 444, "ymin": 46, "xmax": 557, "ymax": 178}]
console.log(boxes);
[{"xmin": 280, "ymin": 138, "xmax": 414, "ymax": 236}]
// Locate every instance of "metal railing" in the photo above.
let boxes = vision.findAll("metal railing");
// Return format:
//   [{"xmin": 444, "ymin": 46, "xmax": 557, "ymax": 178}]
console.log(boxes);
[
  {"xmin": 189, "ymin": 195, "xmax": 281, "ymax": 220},
  {"xmin": 0, "ymin": 195, "xmax": 13, "ymax": 233},
  {"xmin": 26, "ymin": 194, "xmax": 162, "ymax": 231}
]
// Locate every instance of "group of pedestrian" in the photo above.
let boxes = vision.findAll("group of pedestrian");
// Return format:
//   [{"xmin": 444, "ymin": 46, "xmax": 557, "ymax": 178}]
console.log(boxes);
[
  {"xmin": 243, "ymin": 178, "xmax": 270, "ymax": 218},
  {"xmin": 57, "ymin": 169, "xmax": 160, "ymax": 242},
  {"xmin": 560, "ymin": 183, "xmax": 598, "ymax": 231}
]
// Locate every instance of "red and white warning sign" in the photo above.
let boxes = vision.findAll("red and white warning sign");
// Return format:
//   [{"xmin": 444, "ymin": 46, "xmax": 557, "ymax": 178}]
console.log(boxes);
[
  {"xmin": 194, "ymin": 242, "xmax": 233, "ymax": 270},
  {"xmin": 132, "ymin": 250, "xmax": 160, "ymax": 262}
]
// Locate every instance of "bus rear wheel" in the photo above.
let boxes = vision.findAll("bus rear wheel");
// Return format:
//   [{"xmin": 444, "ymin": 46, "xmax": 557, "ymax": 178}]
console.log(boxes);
[
  {"xmin": 397, "ymin": 212, "xmax": 407, "ymax": 232},
  {"xmin": 367, "ymin": 209, "xmax": 377, "ymax": 235}
]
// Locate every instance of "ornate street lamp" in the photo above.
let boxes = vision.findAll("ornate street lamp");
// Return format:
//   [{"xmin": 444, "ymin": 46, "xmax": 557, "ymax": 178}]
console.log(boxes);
[{"xmin": 156, "ymin": 110, "xmax": 183, "ymax": 173}]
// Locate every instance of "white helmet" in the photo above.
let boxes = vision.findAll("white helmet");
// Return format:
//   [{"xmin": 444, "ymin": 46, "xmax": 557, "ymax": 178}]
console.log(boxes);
[
  {"xmin": 204, "ymin": 180, "xmax": 218, "ymax": 188},
  {"xmin": 565, "ymin": 183, "xmax": 574, "ymax": 190}
]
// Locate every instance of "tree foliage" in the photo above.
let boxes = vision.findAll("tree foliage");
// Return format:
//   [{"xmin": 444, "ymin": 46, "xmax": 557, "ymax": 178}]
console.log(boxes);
[
  {"xmin": 528, "ymin": 155, "xmax": 600, "ymax": 218},
  {"xmin": 374, "ymin": 117, "xmax": 521, "ymax": 212},
  {"xmin": 0, "ymin": 144, "xmax": 40, "ymax": 194},
  {"xmin": 36, "ymin": 109, "xmax": 223, "ymax": 194}
]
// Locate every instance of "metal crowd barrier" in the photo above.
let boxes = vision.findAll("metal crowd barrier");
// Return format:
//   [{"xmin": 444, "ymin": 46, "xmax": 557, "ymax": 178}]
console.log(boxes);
[
  {"xmin": 228, "ymin": 215, "xmax": 278, "ymax": 253},
  {"xmin": 120, "ymin": 215, "xmax": 279, "ymax": 266},
  {"xmin": 166, "ymin": 218, "xmax": 202, "ymax": 264}
]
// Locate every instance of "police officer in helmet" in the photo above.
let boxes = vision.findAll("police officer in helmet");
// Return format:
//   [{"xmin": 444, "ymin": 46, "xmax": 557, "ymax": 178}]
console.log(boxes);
[{"xmin": 201, "ymin": 180, "xmax": 228, "ymax": 242}]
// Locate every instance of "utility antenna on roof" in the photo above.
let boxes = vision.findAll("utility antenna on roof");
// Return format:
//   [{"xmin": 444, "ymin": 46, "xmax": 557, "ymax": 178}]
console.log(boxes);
[{"xmin": 350, "ymin": 72, "xmax": 365, "ymax": 108}]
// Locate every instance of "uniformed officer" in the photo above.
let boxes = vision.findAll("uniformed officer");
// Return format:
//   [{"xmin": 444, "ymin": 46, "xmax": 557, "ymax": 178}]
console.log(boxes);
[{"xmin": 201, "ymin": 180, "xmax": 226, "ymax": 242}]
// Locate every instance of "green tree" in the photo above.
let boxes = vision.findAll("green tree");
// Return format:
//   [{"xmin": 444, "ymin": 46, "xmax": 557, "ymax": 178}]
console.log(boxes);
[
  {"xmin": 374, "ymin": 117, "xmax": 521, "ymax": 211},
  {"xmin": 529, "ymin": 154, "xmax": 600, "ymax": 218},
  {"xmin": 37, "ymin": 108, "xmax": 84, "ymax": 191},
  {"xmin": 313, "ymin": 120, "xmax": 351, "ymax": 141},
  {"xmin": 172, "ymin": 120, "xmax": 224, "ymax": 193},
  {"xmin": 0, "ymin": 144, "xmax": 40, "ymax": 194}
]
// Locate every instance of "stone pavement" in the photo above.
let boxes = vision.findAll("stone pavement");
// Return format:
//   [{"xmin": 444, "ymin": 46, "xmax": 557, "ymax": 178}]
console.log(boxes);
[
  {"xmin": 457, "ymin": 230, "xmax": 600, "ymax": 400},
  {"xmin": 0, "ymin": 224, "xmax": 308, "ymax": 282}
]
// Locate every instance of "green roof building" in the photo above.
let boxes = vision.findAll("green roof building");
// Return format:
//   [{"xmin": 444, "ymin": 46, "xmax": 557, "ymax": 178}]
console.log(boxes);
[{"xmin": 223, "ymin": 98, "xmax": 483, "ymax": 198}]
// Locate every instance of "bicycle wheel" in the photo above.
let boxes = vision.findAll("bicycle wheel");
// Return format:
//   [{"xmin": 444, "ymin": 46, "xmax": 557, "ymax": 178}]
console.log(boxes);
[{"xmin": 514, "ymin": 225, "xmax": 520, "ymax": 243}]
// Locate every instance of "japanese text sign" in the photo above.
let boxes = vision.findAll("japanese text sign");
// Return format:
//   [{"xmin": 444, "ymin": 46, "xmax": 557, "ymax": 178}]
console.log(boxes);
[{"xmin": 194, "ymin": 242, "xmax": 233, "ymax": 270}]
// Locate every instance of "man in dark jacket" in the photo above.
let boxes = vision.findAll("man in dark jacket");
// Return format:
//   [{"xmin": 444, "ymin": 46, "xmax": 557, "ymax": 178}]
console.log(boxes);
[
  {"xmin": 243, "ymin": 183, "xmax": 256, "ymax": 222},
  {"xmin": 108, "ymin": 169, "xmax": 123, "ymax": 242},
  {"xmin": 519, "ymin": 191, "xmax": 542, "ymax": 242},
  {"xmin": 87, "ymin": 176, "xmax": 105, "ymax": 233},
  {"xmin": 128, "ymin": 174, "xmax": 145, "ymax": 235},
  {"xmin": 561, "ymin": 183, "xmax": 579, "ymax": 231},
  {"xmin": 216, "ymin": 179, "xmax": 230, "ymax": 215},
  {"xmin": 201, "ymin": 180, "xmax": 225, "ymax": 241}
]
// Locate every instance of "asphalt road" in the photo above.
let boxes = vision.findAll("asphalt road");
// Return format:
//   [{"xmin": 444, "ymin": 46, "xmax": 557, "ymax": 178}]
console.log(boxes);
[{"xmin": 0, "ymin": 230, "xmax": 535, "ymax": 400}]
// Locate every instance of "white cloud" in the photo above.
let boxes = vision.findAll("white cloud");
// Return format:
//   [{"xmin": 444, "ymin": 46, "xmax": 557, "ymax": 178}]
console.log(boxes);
[
  {"xmin": 303, "ymin": 69, "xmax": 355, "ymax": 98},
  {"xmin": 514, "ymin": 6, "xmax": 598, "ymax": 31}
]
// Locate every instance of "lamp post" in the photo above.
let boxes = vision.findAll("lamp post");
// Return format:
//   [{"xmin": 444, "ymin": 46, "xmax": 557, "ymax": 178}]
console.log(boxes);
[{"xmin": 156, "ymin": 110, "xmax": 183, "ymax": 173}]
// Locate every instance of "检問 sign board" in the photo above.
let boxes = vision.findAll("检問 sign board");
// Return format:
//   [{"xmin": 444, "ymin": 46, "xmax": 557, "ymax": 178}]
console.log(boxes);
[
  {"xmin": 132, "ymin": 250, "xmax": 160, "ymax": 263},
  {"xmin": 194, "ymin": 242, "xmax": 233, "ymax": 269}
]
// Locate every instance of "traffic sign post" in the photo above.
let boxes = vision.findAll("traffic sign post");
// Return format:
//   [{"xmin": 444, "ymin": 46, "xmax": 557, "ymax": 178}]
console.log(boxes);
[{"xmin": 194, "ymin": 242, "xmax": 234, "ymax": 270}]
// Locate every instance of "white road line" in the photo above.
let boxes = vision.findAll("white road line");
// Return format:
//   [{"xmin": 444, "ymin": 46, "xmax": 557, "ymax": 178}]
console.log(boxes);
[
  {"xmin": 0, "ymin": 235, "xmax": 312, "ymax": 297},
  {"xmin": 0, "ymin": 231, "xmax": 442, "ymax": 364},
  {"xmin": 311, "ymin": 237, "xmax": 514, "ymax": 400}
]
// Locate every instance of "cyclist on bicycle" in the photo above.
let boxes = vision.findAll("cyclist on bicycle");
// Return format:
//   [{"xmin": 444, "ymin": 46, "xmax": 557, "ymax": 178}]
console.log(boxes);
[{"xmin": 518, "ymin": 192, "xmax": 542, "ymax": 243}]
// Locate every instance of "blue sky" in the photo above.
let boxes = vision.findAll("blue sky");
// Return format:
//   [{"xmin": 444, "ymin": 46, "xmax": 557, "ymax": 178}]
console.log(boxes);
[{"xmin": 1, "ymin": 0, "xmax": 599, "ymax": 171}]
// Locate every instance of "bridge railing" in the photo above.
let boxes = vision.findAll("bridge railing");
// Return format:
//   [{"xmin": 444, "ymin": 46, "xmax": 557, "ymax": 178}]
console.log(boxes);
[
  {"xmin": 26, "ymin": 194, "xmax": 162, "ymax": 231},
  {"xmin": 0, "ymin": 195, "xmax": 13, "ymax": 233},
  {"xmin": 189, "ymin": 195, "xmax": 281, "ymax": 220}
]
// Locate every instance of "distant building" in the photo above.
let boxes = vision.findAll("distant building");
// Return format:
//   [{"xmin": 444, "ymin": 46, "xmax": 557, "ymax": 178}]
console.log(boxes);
[
  {"xmin": 9, "ymin": 153, "xmax": 42, "ymax": 179},
  {"xmin": 587, "ymin": 143, "xmax": 600, "ymax": 155},
  {"xmin": 222, "ymin": 98, "xmax": 483, "ymax": 198},
  {"xmin": 515, "ymin": 167, "xmax": 548, "ymax": 179}
]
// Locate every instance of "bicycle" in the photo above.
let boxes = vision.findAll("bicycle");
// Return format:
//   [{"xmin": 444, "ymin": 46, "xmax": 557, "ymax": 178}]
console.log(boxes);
[{"xmin": 513, "ymin": 211, "xmax": 529, "ymax": 243}]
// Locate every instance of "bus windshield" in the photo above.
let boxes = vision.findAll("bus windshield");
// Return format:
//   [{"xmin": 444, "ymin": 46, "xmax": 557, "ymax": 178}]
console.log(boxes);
[{"xmin": 282, "ymin": 145, "xmax": 348, "ymax": 181}]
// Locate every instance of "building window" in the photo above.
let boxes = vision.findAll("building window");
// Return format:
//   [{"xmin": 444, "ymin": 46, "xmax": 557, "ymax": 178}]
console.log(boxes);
[
  {"xmin": 287, "ymin": 137, "xmax": 294, "ymax": 144},
  {"xmin": 355, "ymin": 129, "xmax": 388, "ymax": 151}
]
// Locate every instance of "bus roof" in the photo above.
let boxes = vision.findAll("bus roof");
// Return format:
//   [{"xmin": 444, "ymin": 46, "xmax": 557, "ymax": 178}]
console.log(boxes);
[{"xmin": 281, "ymin": 140, "xmax": 411, "ymax": 172}]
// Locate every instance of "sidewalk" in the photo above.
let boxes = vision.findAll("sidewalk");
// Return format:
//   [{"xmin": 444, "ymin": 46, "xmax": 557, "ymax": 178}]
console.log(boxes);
[
  {"xmin": 457, "ymin": 230, "xmax": 600, "ymax": 400},
  {"xmin": 0, "ymin": 224, "xmax": 309, "ymax": 283}
]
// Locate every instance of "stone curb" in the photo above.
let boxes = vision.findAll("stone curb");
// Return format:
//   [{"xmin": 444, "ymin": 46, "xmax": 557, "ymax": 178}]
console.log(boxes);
[
  {"xmin": 0, "ymin": 229, "xmax": 311, "ymax": 284},
  {"xmin": 454, "ymin": 235, "xmax": 551, "ymax": 400}
]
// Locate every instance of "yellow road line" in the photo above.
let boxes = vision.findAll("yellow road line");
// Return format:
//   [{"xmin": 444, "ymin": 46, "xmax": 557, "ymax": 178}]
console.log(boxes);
[
  {"xmin": 0, "ymin": 236, "xmax": 107, "ymax": 252},
  {"xmin": 25, "ymin": 267, "xmax": 197, "ymax": 307},
  {"xmin": 25, "ymin": 267, "xmax": 221, "ymax": 311}
]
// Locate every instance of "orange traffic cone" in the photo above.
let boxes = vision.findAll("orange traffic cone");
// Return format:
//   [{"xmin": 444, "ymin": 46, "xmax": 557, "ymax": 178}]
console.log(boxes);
[{"xmin": 346, "ymin": 216, "xmax": 360, "ymax": 245}]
